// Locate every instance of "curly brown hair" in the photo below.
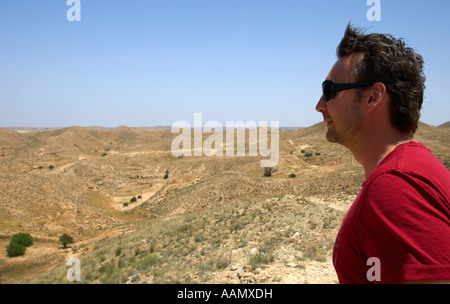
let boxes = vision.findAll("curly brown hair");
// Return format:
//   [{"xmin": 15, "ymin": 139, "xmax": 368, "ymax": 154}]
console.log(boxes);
[{"xmin": 336, "ymin": 23, "xmax": 426, "ymax": 134}]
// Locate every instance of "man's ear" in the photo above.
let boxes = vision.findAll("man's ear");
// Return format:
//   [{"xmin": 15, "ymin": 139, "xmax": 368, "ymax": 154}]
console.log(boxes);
[{"xmin": 366, "ymin": 82, "xmax": 387, "ymax": 112}]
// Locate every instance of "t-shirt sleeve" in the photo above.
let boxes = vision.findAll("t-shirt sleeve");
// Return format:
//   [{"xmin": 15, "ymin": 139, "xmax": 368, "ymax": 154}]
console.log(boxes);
[{"xmin": 356, "ymin": 172, "xmax": 450, "ymax": 283}]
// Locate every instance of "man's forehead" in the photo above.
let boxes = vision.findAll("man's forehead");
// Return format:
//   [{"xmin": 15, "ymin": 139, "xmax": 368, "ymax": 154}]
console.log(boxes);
[{"xmin": 328, "ymin": 53, "xmax": 364, "ymax": 82}]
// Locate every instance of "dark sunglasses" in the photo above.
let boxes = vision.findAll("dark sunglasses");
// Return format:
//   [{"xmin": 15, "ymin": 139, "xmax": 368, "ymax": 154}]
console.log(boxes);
[{"xmin": 322, "ymin": 80, "xmax": 376, "ymax": 102}]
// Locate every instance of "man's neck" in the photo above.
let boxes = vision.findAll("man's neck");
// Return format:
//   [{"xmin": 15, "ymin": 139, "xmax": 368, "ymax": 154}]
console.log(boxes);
[{"xmin": 346, "ymin": 128, "xmax": 414, "ymax": 178}]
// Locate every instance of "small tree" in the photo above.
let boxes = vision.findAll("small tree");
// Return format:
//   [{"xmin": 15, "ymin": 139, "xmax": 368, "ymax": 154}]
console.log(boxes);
[
  {"xmin": 264, "ymin": 167, "xmax": 272, "ymax": 177},
  {"xmin": 59, "ymin": 234, "xmax": 74, "ymax": 249},
  {"xmin": 163, "ymin": 169, "xmax": 169, "ymax": 179}
]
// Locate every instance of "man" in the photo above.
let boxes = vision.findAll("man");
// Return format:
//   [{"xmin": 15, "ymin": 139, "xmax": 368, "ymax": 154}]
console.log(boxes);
[{"xmin": 315, "ymin": 24, "xmax": 450, "ymax": 284}]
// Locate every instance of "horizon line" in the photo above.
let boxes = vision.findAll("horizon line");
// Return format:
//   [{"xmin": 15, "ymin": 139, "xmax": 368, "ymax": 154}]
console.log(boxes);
[{"xmin": 1, "ymin": 120, "xmax": 448, "ymax": 132}]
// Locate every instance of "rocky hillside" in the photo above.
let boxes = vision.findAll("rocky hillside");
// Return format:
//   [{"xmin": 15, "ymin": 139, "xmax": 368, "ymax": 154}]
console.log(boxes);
[
  {"xmin": 438, "ymin": 121, "xmax": 450, "ymax": 128},
  {"xmin": 0, "ymin": 121, "xmax": 448, "ymax": 283}
]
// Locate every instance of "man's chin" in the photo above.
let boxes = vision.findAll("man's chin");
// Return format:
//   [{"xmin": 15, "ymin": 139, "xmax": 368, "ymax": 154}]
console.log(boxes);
[{"xmin": 326, "ymin": 130, "xmax": 339, "ymax": 143}]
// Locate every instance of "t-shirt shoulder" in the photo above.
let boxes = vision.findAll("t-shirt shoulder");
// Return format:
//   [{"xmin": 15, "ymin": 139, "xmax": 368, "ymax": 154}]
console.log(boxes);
[{"xmin": 367, "ymin": 141, "xmax": 449, "ymax": 188}]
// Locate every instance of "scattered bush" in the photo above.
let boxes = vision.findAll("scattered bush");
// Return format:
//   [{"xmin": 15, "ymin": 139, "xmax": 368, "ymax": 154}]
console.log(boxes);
[
  {"xmin": 264, "ymin": 167, "xmax": 272, "ymax": 177},
  {"xmin": 248, "ymin": 252, "xmax": 274, "ymax": 266},
  {"xmin": 6, "ymin": 233, "xmax": 33, "ymax": 258},
  {"xmin": 11, "ymin": 232, "xmax": 33, "ymax": 247},
  {"xmin": 289, "ymin": 173, "xmax": 296, "ymax": 178},
  {"xmin": 6, "ymin": 241, "xmax": 26, "ymax": 257},
  {"xmin": 48, "ymin": 165, "xmax": 54, "ymax": 169},
  {"xmin": 130, "ymin": 196, "xmax": 137, "ymax": 203},
  {"xmin": 59, "ymin": 234, "xmax": 74, "ymax": 248},
  {"xmin": 163, "ymin": 169, "xmax": 169, "ymax": 179}
]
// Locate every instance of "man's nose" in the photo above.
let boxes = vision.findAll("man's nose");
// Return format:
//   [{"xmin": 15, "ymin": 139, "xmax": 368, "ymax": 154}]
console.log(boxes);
[{"xmin": 315, "ymin": 96, "xmax": 326, "ymax": 113}]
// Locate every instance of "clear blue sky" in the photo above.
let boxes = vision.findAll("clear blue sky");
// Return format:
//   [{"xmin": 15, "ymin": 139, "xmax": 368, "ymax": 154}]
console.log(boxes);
[{"xmin": 1, "ymin": 0, "xmax": 449, "ymax": 128}]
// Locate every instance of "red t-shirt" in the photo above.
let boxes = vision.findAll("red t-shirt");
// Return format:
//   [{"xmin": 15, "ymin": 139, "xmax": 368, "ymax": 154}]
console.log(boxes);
[{"xmin": 333, "ymin": 141, "xmax": 450, "ymax": 283}]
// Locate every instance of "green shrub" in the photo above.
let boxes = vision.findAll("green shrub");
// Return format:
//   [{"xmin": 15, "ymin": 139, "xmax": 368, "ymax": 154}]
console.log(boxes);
[
  {"xmin": 264, "ymin": 167, "xmax": 272, "ymax": 177},
  {"xmin": 248, "ymin": 252, "xmax": 274, "ymax": 266},
  {"xmin": 289, "ymin": 173, "xmax": 296, "ymax": 178},
  {"xmin": 6, "ymin": 241, "xmax": 26, "ymax": 257},
  {"xmin": 11, "ymin": 233, "xmax": 33, "ymax": 247},
  {"xmin": 140, "ymin": 254, "xmax": 158, "ymax": 268},
  {"xmin": 130, "ymin": 196, "xmax": 137, "ymax": 202},
  {"xmin": 59, "ymin": 234, "xmax": 74, "ymax": 248}
]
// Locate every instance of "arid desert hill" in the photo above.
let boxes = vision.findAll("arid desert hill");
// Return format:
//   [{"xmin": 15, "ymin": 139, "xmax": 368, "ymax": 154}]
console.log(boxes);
[
  {"xmin": 0, "ymin": 121, "xmax": 448, "ymax": 283},
  {"xmin": 438, "ymin": 121, "xmax": 450, "ymax": 128},
  {"xmin": 0, "ymin": 123, "xmax": 358, "ymax": 238}
]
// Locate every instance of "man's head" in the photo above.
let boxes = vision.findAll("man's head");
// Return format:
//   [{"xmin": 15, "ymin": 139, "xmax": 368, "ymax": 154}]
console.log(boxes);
[{"xmin": 316, "ymin": 24, "xmax": 426, "ymax": 145}]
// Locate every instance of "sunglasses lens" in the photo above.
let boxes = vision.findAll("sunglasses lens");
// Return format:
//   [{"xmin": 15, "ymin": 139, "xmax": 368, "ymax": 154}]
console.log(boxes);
[{"xmin": 322, "ymin": 81, "xmax": 333, "ymax": 102}]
